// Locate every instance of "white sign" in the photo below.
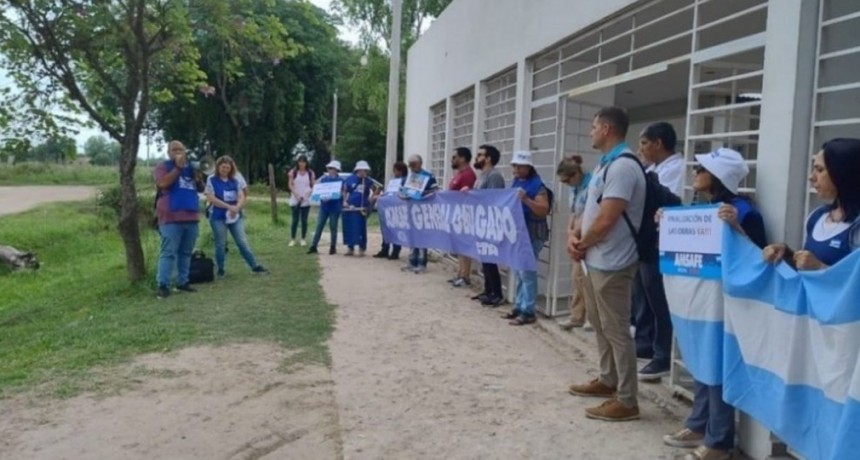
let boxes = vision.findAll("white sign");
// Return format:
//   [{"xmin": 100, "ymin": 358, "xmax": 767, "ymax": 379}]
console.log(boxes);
[
  {"xmin": 385, "ymin": 178, "xmax": 402, "ymax": 195},
  {"xmin": 659, "ymin": 205, "xmax": 724, "ymax": 279},
  {"xmin": 310, "ymin": 180, "xmax": 343, "ymax": 204},
  {"xmin": 402, "ymin": 171, "xmax": 431, "ymax": 200}
]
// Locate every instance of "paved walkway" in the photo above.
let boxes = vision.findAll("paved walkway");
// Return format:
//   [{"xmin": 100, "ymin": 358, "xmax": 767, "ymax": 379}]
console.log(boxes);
[{"xmin": 323, "ymin": 234, "xmax": 685, "ymax": 459}]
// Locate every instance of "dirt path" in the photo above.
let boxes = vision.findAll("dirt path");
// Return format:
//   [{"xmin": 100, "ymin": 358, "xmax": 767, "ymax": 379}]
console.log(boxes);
[
  {"xmin": 0, "ymin": 186, "xmax": 96, "ymax": 217},
  {"xmin": 0, "ymin": 344, "xmax": 342, "ymax": 460},
  {"xmin": 325, "ymin": 234, "xmax": 683, "ymax": 459}
]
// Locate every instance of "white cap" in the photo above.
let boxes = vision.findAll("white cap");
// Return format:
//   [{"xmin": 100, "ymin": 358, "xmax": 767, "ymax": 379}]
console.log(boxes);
[
  {"xmin": 695, "ymin": 148, "xmax": 749, "ymax": 194},
  {"xmin": 325, "ymin": 160, "xmax": 342, "ymax": 171},
  {"xmin": 511, "ymin": 150, "xmax": 534, "ymax": 166},
  {"xmin": 354, "ymin": 160, "xmax": 371, "ymax": 172}
]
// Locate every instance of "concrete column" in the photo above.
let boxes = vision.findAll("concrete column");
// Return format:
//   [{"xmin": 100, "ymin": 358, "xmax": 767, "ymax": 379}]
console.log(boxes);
[
  {"xmin": 740, "ymin": 1, "xmax": 819, "ymax": 458},
  {"xmin": 472, "ymin": 82, "xmax": 483, "ymax": 153}
]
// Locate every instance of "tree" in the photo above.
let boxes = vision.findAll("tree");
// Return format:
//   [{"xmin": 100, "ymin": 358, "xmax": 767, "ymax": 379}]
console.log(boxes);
[
  {"xmin": 29, "ymin": 135, "xmax": 76, "ymax": 163},
  {"xmin": 0, "ymin": 1, "xmax": 206, "ymax": 281},
  {"xmin": 84, "ymin": 135, "xmax": 121, "ymax": 166},
  {"xmin": 332, "ymin": 0, "xmax": 452, "ymax": 51}
]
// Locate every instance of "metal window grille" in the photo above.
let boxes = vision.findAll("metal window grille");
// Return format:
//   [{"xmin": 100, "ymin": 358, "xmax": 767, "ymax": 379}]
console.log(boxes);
[
  {"xmin": 429, "ymin": 102, "xmax": 447, "ymax": 180},
  {"xmin": 451, "ymin": 89, "xmax": 476, "ymax": 157},
  {"xmin": 482, "ymin": 68, "xmax": 518, "ymax": 179}
]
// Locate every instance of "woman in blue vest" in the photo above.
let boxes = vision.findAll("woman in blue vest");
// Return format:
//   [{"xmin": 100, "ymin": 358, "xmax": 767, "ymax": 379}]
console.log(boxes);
[
  {"xmin": 662, "ymin": 147, "xmax": 766, "ymax": 460},
  {"xmin": 204, "ymin": 155, "xmax": 268, "ymax": 277},
  {"xmin": 763, "ymin": 138, "xmax": 860, "ymax": 269},
  {"xmin": 502, "ymin": 150, "xmax": 551, "ymax": 326},
  {"xmin": 342, "ymin": 161, "xmax": 374, "ymax": 256}
]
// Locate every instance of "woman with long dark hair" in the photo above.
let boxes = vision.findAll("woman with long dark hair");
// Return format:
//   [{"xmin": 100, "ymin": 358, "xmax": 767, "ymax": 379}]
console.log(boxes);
[
  {"xmin": 763, "ymin": 138, "xmax": 860, "ymax": 269},
  {"xmin": 287, "ymin": 155, "xmax": 315, "ymax": 247}
]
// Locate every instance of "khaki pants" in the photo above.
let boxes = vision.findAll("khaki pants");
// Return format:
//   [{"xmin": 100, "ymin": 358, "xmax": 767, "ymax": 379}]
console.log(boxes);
[
  {"xmin": 568, "ymin": 261, "xmax": 591, "ymax": 324},
  {"xmin": 586, "ymin": 263, "xmax": 639, "ymax": 408}
]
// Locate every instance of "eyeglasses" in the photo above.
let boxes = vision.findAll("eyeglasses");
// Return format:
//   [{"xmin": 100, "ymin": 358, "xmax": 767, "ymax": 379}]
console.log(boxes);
[{"xmin": 693, "ymin": 165, "xmax": 706, "ymax": 174}]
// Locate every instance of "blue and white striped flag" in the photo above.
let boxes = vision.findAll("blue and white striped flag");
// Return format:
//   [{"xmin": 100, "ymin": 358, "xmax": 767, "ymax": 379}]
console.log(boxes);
[{"xmin": 722, "ymin": 229, "xmax": 860, "ymax": 460}]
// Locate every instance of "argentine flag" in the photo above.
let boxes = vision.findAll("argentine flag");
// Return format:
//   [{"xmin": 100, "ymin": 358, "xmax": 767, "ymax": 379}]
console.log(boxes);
[{"xmin": 720, "ymin": 230, "xmax": 860, "ymax": 460}]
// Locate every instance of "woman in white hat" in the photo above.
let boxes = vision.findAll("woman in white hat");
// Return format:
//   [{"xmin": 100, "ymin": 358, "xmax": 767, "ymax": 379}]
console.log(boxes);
[
  {"xmin": 342, "ymin": 160, "xmax": 375, "ymax": 256},
  {"xmin": 662, "ymin": 147, "xmax": 767, "ymax": 460},
  {"xmin": 307, "ymin": 160, "xmax": 344, "ymax": 255},
  {"xmin": 502, "ymin": 150, "xmax": 552, "ymax": 326}
]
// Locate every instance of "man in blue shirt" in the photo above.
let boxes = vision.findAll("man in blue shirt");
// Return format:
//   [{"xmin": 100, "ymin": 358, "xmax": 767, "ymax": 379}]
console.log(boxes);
[{"xmin": 308, "ymin": 161, "xmax": 344, "ymax": 255}]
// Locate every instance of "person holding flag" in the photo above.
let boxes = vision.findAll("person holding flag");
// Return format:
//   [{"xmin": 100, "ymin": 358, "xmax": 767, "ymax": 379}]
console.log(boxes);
[{"xmin": 342, "ymin": 161, "xmax": 375, "ymax": 257}]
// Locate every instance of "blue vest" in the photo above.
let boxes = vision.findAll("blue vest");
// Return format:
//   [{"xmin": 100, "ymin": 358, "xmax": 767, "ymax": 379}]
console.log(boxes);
[
  {"xmin": 209, "ymin": 176, "xmax": 240, "ymax": 221},
  {"xmin": 803, "ymin": 206, "xmax": 860, "ymax": 267},
  {"xmin": 511, "ymin": 174, "xmax": 546, "ymax": 222},
  {"xmin": 345, "ymin": 175, "xmax": 372, "ymax": 208},
  {"xmin": 167, "ymin": 162, "xmax": 200, "ymax": 213},
  {"xmin": 319, "ymin": 175, "xmax": 344, "ymax": 213}
]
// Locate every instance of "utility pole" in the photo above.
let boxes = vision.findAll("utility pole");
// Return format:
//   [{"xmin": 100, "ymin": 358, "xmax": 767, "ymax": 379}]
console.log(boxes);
[
  {"xmin": 384, "ymin": 0, "xmax": 403, "ymax": 184},
  {"xmin": 331, "ymin": 91, "xmax": 338, "ymax": 161}
]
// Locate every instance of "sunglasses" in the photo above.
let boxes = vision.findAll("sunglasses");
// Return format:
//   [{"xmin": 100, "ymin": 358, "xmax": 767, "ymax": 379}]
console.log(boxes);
[{"xmin": 693, "ymin": 165, "xmax": 707, "ymax": 174}]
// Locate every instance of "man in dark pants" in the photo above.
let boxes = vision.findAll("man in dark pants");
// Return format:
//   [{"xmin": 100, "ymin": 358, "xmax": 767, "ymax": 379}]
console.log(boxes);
[{"xmin": 470, "ymin": 145, "xmax": 506, "ymax": 306}]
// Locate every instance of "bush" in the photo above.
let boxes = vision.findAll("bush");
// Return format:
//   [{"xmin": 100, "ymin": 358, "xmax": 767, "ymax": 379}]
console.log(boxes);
[{"xmin": 95, "ymin": 185, "xmax": 157, "ymax": 230}]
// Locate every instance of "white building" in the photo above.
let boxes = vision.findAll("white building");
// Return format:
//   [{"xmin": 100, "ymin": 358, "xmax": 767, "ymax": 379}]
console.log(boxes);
[{"xmin": 404, "ymin": 0, "xmax": 859, "ymax": 457}]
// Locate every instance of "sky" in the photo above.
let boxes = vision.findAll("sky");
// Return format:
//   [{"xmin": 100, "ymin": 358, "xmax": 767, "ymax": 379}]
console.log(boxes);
[{"xmin": 0, "ymin": 0, "xmax": 358, "ymax": 159}]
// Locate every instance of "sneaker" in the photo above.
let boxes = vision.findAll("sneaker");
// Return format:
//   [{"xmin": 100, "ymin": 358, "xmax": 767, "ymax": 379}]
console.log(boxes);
[
  {"xmin": 471, "ymin": 292, "xmax": 488, "ymax": 301},
  {"xmin": 300, "ymin": 240, "xmax": 307, "ymax": 247},
  {"xmin": 217, "ymin": 269, "xmax": 225, "ymax": 278},
  {"xmin": 358, "ymin": 249, "xmax": 366, "ymax": 257},
  {"xmin": 481, "ymin": 296, "xmax": 504, "ymax": 308},
  {"xmin": 677, "ymin": 446, "xmax": 731, "ymax": 460},
  {"xmin": 663, "ymin": 428, "xmax": 705, "ymax": 449},
  {"xmin": 636, "ymin": 349, "xmax": 655, "ymax": 360},
  {"xmin": 307, "ymin": 247, "xmax": 318, "ymax": 254},
  {"xmin": 289, "ymin": 240, "xmax": 296, "ymax": 247},
  {"xmin": 373, "ymin": 251, "xmax": 389, "ymax": 259},
  {"xmin": 329, "ymin": 247, "xmax": 336, "ymax": 255},
  {"xmin": 401, "ymin": 264, "xmax": 415, "ymax": 272},
  {"xmin": 388, "ymin": 252, "xmax": 400, "ymax": 260},
  {"xmin": 447, "ymin": 277, "xmax": 459, "ymax": 284},
  {"xmin": 413, "ymin": 266, "xmax": 427, "ymax": 274},
  {"xmin": 568, "ymin": 379, "xmax": 616, "ymax": 398},
  {"xmin": 639, "ymin": 360, "xmax": 671, "ymax": 382},
  {"xmin": 252, "ymin": 265, "xmax": 269, "ymax": 275},
  {"xmin": 451, "ymin": 277, "xmax": 471, "ymax": 287},
  {"xmin": 157, "ymin": 285, "xmax": 170, "ymax": 299},
  {"xmin": 559, "ymin": 319, "xmax": 585, "ymax": 331},
  {"xmin": 585, "ymin": 399, "xmax": 640, "ymax": 422},
  {"xmin": 344, "ymin": 249, "xmax": 355, "ymax": 257},
  {"xmin": 175, "ymin": 283, "xmax": 197, "ymax": 293}
]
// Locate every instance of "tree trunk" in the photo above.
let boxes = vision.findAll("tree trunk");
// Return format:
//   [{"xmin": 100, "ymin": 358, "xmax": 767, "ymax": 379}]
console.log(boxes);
[{"xmin": 117, "ymin": 134, "xmax": 147, "ymax": 282}]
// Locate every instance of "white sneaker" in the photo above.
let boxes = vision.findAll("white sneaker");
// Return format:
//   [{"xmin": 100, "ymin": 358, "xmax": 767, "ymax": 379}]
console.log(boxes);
[
  {"xmin": 289, "ymin": 240, "xmax": 296, "ymax": 247},
  {"xmin": 300, "ymin": 240, "xmax": 307, "ymax": 247}
]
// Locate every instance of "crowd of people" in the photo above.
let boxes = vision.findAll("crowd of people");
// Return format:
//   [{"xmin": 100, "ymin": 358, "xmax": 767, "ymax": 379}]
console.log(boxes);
[{"xmin": 151, "ymin": 106, "xmax": 860, "ymax": 460}]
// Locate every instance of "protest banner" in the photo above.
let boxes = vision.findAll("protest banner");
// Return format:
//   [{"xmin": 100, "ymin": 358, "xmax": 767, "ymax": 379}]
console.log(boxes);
[
  {"xmin": 661, "ymin": 205, "xmax": 726, "ymax": 386},
  {"xmin": 376, "ymin": 189, "xmax": 537, "ymax": 271},
  {"xmin": 721, "ymin": 230, "xmax": 860, "ymax": 460},
  {"xmin": 310, "ymin": 180, "xmax": 343, "ymax": 204}
]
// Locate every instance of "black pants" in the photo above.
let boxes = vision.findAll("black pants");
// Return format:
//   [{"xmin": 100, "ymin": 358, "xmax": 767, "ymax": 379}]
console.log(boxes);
[
  {"xmin": 291, "ymin": 205, "xmax": 310, "ymax": 239},
  {"xmin": 631, "ymin": 261, "xmax": 673, "ymax": 364},
  {"xmin": 482, "ymin": 263, "xmax": 502, "ymax": 298},
  {"xmin": 380, "ymin": 241, "xmax": 401, "ymax": 257}
]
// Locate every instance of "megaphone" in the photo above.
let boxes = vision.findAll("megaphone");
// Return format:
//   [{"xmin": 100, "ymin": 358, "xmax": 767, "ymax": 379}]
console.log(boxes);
[{"xmin": 193, "ymin": 155, "xmax": 216, "ymax": 176}]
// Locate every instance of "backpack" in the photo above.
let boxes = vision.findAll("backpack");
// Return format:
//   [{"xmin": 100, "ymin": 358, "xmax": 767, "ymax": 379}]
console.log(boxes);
[{"xmin": 598, "ymin": 153, "xmax": 682, "ymax": 263}]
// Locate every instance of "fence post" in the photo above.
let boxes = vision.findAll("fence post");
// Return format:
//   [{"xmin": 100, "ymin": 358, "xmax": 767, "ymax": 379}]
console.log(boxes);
[{"xmin": 268, "ymin": 163, "xmax": 278, "ymax": 224}]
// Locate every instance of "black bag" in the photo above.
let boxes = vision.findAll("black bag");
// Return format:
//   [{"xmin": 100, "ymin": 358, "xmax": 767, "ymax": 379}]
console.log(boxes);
[
  {"xmin": 189, "ymin": 250, "xmax": 215, "ymax": 284},
  {"xmin": 599, "ymin": 153, "xmax": 682, "ymax": 263}
]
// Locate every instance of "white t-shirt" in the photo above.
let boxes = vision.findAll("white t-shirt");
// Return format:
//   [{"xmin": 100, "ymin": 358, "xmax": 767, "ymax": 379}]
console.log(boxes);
[
  {"xmin": 582, "ymin": 151, "xmax": 646, "ymax": 271},
  {"xmin": 289, "ymin": 170, "xmax": 313, "ymax": 207},
  {"xmin": 809, "ymin": 213, "xmax": 860, "ymax": 250},
  {"xmin": 646, "ymin": 152, "xmax": 684, "ymax": 198}
]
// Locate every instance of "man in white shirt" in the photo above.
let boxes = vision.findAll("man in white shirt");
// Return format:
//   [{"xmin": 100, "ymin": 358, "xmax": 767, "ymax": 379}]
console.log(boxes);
[{"xmin": 632, "ymin": 122, "xmax": 683, "ymax": 381}]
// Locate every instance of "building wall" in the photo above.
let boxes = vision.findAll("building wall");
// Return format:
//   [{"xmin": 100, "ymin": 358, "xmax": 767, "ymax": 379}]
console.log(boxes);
[{"xmin": 404, "ymin": 0, "xmax": 638, "ymax": 165}]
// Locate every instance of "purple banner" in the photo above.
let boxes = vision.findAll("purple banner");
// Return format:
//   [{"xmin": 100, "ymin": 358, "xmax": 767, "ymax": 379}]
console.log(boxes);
[{"xmin": 377, "ymin": 189, "xmax": 537, "ymax": 271}]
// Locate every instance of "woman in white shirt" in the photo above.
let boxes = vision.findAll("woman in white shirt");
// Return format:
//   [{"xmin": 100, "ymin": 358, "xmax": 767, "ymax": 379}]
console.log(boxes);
[{"xmin": 287, "ymin": 155, "xmax": 315, "ymax": 247}]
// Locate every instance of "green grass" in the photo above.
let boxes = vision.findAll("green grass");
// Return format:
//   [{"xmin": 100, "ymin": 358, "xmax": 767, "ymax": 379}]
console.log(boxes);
[
  {"xmin": 0, "ymin": 199, "xmax": 335, "ymax": 398},
  {"xmin": 0, "ymin": 163, "xmax": 153, "ymax": 186}
]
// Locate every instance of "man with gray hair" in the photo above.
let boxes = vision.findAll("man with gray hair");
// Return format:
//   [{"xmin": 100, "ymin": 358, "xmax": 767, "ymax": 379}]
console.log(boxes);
[{"xmin": 400, "ymin": 154, "xmax": 438, "ymax": 273}]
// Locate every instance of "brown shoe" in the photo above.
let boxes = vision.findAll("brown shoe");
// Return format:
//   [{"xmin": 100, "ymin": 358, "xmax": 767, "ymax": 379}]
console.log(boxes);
[
  {"xmin": 676, "ymin": 445, "xmax": 732, "ymax": 460},
  {"xmin": 585, "ymin": 399, "xmax": 640, "ymax": 422},
  {"xmin": 568, "ymin": 378, "xmax": 616, "ymax": 397},
  {"xmin": 559, "ymin": 319, "xmax": 585, "ymax": 331},
  {"xmin": 663, "ymin": 427, "xmax": 705, "ymax": 448}
]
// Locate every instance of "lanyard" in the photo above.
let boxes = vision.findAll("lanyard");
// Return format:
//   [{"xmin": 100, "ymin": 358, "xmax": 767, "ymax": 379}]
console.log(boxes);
[{"xmin": 598, "ymin": 142, "xmax": 629, "ymax": 167}]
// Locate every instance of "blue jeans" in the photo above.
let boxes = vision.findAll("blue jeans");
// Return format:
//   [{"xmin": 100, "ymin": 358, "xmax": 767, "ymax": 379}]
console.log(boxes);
[
  {"xmin": 632, "ymin": 261, "xmax": 673, "ymax": 363},
  {"xmin": 514, "ymin": 238, "xmax": 545, "ymax": 317},
  {"xmin": 686, "ymin": 381, "xmax": 736, "ymax": 450},
  {"xmin": 409, "ymin": 248, "xmax": 428, "ymax": 267},
  {"xmin": 311, "ymin": 207, "xmax": 340, "ymax": 249},
  {"xmin": 157, "ymin": 221, "xmax": 199, "ymax": 287},
  {"xmin": 210, "ymin": 217, "xmax": 259, "ymax": 271}
]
